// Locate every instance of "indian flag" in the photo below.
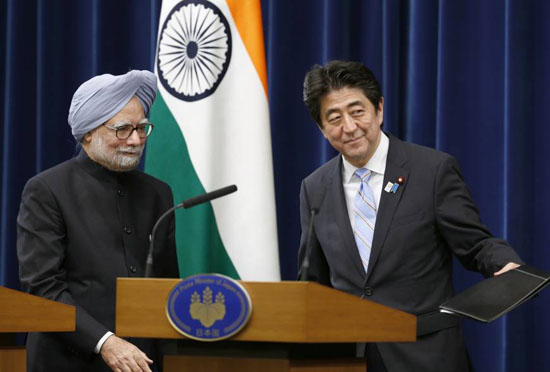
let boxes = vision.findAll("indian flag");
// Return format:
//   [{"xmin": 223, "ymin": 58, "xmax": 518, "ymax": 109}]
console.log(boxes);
[{"xmin": 145, "ymin": 0, "xmax": 280, "ymax": 281}]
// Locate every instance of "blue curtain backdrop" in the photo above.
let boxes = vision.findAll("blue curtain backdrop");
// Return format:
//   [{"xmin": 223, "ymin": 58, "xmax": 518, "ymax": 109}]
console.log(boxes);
[{"xmin": 1, "ymin": 0, "xmax": 549, "ymax": 370}]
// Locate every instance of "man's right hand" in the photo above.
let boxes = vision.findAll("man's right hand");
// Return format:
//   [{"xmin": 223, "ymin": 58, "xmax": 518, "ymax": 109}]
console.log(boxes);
[{"xmin": 100, "ymin": 335, "xmax": 153, "ymax": 372}]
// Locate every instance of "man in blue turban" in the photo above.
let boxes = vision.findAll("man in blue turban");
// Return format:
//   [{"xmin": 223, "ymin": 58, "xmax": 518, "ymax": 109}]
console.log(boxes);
[{"xmin": 17, "ymin": 71, "xmax": 180, "ymax": 372}]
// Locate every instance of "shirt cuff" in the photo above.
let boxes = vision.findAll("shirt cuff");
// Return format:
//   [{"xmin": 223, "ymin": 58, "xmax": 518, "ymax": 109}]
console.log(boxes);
[{"xmin": 94, "ymin": 331, "xmax": 114, "ymax": 354}]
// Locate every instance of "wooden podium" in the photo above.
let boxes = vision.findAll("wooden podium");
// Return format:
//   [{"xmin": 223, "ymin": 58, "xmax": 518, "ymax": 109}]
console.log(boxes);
[
  {"xmin": 0, "ymin": 286, "xmax": 75, "ymax": 372},
  {"xmin": 116, "ymin": 279, "xmax": 416, "ymax": 372}
]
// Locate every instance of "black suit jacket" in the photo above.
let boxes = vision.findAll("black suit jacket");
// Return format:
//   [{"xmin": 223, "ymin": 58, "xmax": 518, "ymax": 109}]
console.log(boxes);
[
  {"xmin": 298, "ymin": 134, "xmax": 522, "ymax": 372},
  {"xmin": 17, "ymin": 151, "xmax": 179, "ymax": 372}
]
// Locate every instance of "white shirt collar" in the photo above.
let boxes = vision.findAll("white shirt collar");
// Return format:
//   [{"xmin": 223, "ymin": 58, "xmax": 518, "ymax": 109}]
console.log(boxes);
[{"xmin": 342, "ymin": 132, "xmax": 389, "ymax": 183}]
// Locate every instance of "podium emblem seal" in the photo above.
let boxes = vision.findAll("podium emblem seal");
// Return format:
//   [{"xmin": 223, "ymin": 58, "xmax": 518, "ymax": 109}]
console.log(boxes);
[{"xmin": 166, "ymin": 274, "xmax": 252, "ymax": 341}]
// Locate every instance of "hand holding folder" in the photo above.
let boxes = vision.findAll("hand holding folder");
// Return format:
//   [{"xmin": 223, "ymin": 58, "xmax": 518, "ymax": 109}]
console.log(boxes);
[{"xmin": 439, "ymin": 266, "xmax": 550, "ymax": 323}]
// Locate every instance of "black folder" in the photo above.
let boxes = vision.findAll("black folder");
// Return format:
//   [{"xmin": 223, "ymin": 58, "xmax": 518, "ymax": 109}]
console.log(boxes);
[{"xmin": 439, "ymin": 265, "xmax": 550, "ymax": 323}]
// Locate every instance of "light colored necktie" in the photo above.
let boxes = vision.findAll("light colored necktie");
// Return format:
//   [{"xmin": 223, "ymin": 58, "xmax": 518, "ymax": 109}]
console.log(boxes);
[{"xmin": 353, "ymin": 168, "xmax": 377, "ymax": 274}]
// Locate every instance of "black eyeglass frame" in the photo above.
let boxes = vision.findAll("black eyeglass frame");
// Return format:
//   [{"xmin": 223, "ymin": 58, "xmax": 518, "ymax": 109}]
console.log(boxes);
[{"xmin": 103, "ymin": 122, "xmax": 155, "ymax": 140}]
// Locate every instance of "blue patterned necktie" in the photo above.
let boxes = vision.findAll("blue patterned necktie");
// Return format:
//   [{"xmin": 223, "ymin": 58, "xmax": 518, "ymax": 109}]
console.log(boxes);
[{"xmin": 353, "ymin": 168, "xmax": 377, "ymax": 274}]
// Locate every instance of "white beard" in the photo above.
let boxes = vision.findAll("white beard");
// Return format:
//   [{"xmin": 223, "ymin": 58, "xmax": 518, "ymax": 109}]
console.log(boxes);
[{"xmin": 87, "ymin": 131, "xmax": 144, "ymax": 171}]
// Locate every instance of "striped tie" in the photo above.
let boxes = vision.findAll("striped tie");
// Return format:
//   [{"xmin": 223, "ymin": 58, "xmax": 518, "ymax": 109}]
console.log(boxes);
[{"xmin": 353, "ymin": 168, "xmax": 377, "ymax": 274}]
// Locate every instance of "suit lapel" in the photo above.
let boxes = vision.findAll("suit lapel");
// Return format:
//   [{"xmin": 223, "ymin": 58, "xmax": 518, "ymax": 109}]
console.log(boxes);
[
  {"xmin": 322, "ymin": 156, "xmax": 367, "ymax": 282},
  {"xmin": 365, "ymin": 134, "xmax": 409, "ymax": 283}
]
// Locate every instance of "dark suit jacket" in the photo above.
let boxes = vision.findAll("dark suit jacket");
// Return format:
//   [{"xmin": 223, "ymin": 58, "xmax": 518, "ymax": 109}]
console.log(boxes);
[
  {"xmin": 298, "ymin": 134, "xmax": 522, "ymax": 372},
  {"xmin": 17, "ymin": 151, "xmax": 179, "ymax": 372}
]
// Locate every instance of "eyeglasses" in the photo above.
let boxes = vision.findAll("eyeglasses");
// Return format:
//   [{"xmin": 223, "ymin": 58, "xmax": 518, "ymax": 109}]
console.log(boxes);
[{"xmin": 103, "ymin": 123, "xmax": 154, "ymax": 139}]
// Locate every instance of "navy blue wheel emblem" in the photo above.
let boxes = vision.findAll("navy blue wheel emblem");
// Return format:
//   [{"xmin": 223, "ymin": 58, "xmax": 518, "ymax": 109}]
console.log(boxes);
[{"xmin": 157, "ymin": 0, "xmax": 232, "ymax": 102}]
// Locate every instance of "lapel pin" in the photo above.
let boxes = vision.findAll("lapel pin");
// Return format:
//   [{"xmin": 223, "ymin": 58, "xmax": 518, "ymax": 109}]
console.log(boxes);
[
  {"xmin": 384, "ymin": 182, "xmax": 394, "ymax": 193},
  {"xmin": 389, "ymin": 176, "xmax": 405, "ymax": 193}
]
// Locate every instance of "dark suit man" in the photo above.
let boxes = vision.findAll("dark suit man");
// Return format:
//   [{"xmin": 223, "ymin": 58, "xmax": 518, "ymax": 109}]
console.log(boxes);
[
  {"xmin": 298, "ymin": 61, "xmax": 522, "ymax": 372},
  {"xmin": 17, "ymin": 71, "xmax": 179, "ymax": 372}
]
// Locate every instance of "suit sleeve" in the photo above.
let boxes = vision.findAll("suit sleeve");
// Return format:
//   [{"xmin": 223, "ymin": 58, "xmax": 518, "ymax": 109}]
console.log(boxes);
[
  {"xmin": 434, "ymin": 155, "xmax": 523, "ymax": 277},
  {"xmin": 297, "ymin": 180, "xmax": 331, "ymax": 285},
  {"xmin": 17, "ymin": 176, "xmax": 109, "ymax": 355}
]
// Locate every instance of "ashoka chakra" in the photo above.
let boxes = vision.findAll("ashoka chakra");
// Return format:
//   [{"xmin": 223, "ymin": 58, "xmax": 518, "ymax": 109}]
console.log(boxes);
[{"xmin": 157, "ymin": 0, "xmax": 232, "ymax": 102}]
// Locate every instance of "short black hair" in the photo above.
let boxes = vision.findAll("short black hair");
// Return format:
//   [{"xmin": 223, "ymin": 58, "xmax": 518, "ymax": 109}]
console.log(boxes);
[{"xmin": 303, "ymin": 60, "xmax": 383, "ymax": 127}]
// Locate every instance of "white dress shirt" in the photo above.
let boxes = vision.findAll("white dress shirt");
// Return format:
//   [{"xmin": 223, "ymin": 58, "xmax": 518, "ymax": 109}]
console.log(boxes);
[
  {"xmin": 342, "ymin": 132, "xmax": 389, "ymax": 229},
  {"xmin": 94, "ymin": 331, "xmax": 114, "ymax": 354}
]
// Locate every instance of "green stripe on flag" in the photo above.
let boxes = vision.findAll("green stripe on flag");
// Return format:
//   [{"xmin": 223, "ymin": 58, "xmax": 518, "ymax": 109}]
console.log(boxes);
[{"xmin": 145, "ymin": 93, "xmax": 239, "ymax": 279}]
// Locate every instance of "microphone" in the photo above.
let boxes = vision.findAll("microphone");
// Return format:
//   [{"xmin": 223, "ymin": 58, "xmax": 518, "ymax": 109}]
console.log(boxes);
[
  {"xmin": 144, "ymin": 185, "xmax": 238, "ymax": 277},
  {"xmin": 298, "ymin": 185, "xmax": 326, "ymax": 282},
  {"xmin": 299, "ymin": 207, "xmax": 318, "ymax": 281}
]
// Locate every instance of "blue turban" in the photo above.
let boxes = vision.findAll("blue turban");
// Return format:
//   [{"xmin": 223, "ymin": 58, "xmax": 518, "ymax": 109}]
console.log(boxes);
[{"xmin": 68, "ymin": 70, "xmax": 157, "ymax": 142}]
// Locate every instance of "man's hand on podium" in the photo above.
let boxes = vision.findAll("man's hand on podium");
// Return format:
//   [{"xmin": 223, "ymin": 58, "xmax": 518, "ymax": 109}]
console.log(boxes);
[{"xmin": 100, "ymin": 334, "xmax": 153, "ymax": 372}]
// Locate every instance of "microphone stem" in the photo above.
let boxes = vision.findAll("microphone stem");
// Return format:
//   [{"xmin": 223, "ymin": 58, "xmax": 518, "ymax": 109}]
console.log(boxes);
[
  {"xmin": 145, "ymin": 204, "xmax": 180, "ymax": 278},
  {"xmin": 299, "ymin": 208, "xmax": 317, "ymax": 281},
  {"xmin": 144, "ymin": 185, "xmax": 237, "ymax": 278}
]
